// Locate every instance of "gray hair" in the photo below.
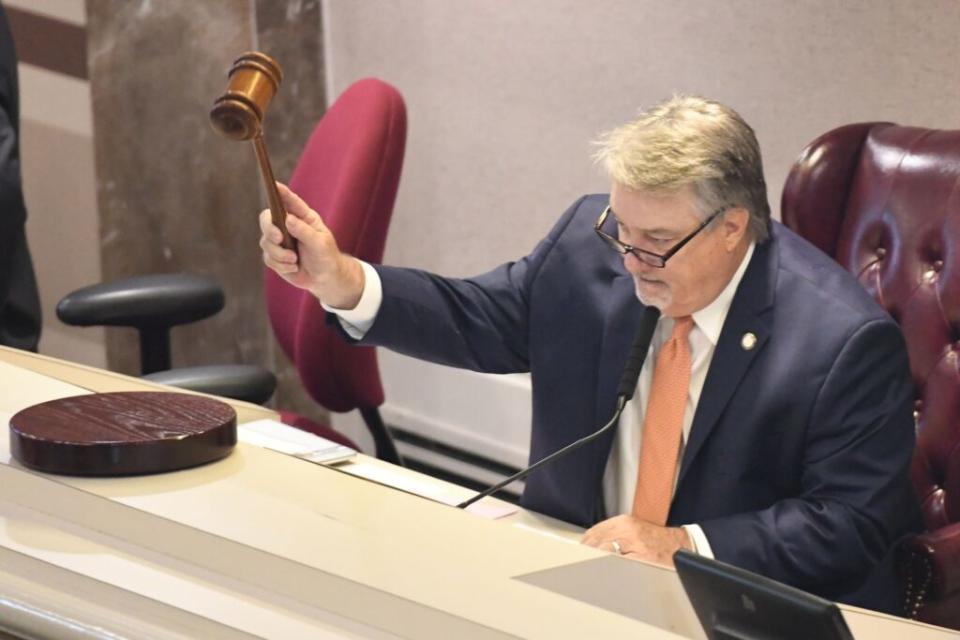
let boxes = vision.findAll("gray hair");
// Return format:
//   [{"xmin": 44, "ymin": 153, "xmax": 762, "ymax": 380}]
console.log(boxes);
[{"xmin": 594, "ymin": 95, "xmax": 771, "ymax": 243}]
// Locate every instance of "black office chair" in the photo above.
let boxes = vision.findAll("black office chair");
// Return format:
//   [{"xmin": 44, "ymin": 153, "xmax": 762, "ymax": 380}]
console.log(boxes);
[{"xmin": 57, "ymin": 274, "xmax": 277, "ymax": 404}]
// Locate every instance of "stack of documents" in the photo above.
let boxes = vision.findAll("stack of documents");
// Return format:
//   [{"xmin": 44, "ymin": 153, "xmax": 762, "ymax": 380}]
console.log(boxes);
[{"xmin": 239, "ymin": 419, "xmax": 357, "ymax": 464}]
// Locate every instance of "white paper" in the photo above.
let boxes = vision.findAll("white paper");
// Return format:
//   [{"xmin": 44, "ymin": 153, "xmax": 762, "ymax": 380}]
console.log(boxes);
[{"xmin": 239, "ymin": 419, "xmax": 356, "ymax": 458}]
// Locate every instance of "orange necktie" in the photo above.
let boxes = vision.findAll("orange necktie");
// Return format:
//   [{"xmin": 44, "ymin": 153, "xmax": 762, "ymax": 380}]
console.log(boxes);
[{"xmin": 631, "ymin": 316, "xmax": 694, "ymax": 525}]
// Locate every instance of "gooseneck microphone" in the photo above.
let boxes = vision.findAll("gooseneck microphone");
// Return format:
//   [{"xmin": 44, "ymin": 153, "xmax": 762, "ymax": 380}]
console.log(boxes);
[{"xmin": 457, "ymin": 305, "xmax": 662, "ymax": 510}]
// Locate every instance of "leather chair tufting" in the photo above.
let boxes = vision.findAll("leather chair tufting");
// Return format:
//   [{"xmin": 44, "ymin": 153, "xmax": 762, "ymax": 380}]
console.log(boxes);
[{"xmin": 782, "ymin": 122, "xmax": 960, "ymax": 629}]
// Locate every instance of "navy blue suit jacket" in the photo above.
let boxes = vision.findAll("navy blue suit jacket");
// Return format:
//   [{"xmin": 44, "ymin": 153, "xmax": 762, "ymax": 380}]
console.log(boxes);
[{"xmin": 357, "ymin": 194, "xmax": 919, "ymax": 612}]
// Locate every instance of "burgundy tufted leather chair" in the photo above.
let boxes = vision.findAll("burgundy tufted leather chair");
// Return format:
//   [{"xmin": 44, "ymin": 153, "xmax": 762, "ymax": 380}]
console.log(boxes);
[{"xmin": 782, "ymin": 122, "xmax": 960, "ymax": 629}]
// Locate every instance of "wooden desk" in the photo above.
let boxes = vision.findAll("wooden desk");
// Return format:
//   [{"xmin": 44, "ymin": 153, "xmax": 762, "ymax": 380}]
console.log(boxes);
[{"xmin": 0, "ymin": 347, "xmax": 955, "ymax": 639}]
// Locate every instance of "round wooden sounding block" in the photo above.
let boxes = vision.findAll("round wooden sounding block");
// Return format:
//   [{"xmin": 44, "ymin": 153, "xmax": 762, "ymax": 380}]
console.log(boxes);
[{"xmin": 9, "ymin": 392, "xmax": 237, "ymax": 476}]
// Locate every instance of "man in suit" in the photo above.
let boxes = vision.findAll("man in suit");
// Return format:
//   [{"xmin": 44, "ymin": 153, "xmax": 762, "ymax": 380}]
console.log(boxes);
[
  {"xmin": 0, "ymin": 4, "xmax": 41, "ymax": 351},
  {"xmin": 259, "ymin": 96, "xmax": 918, "ymax": 613}
]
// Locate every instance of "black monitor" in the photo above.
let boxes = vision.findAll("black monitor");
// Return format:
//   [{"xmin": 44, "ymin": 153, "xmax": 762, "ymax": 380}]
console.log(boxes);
[{"xmin": 674, "ymin": 550, "xmax": 854, "ymax": 640}]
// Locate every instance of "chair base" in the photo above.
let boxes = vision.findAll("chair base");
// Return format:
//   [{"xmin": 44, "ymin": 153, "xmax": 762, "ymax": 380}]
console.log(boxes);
[{"xmin": 360, "ymin": 406, "xmax": 402, "ymax": 465}]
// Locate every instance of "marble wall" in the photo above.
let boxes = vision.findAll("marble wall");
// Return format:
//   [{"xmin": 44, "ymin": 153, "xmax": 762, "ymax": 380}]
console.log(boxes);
[{"xmin": 87, "ymin": 0, "xmax": 328, "ymax": 420}]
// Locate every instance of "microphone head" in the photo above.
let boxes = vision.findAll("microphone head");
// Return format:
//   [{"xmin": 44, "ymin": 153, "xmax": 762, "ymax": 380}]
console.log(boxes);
[
  {"xmin": 641, "ymin": 305, "xmax": 662, "ymax": 327},
  {"xmin": 632, "ymin": 306, "xmax": 662, "ymax": 349},
  {"xmin": 616, "ymin": 305, "xmax": 662, "ymax": 398}
]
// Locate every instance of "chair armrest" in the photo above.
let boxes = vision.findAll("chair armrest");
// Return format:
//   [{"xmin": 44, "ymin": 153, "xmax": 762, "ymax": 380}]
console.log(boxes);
[
  {"xmin": 57, "ymin": 274, "xmax": 224, "ymax": 329},
  {"xmin": 901, "ymin": 521, "xmax": 960, "ymax": 601},
  {"xmin": 143, "ymin": 365, "xmax": 276, "ymax": 405}
]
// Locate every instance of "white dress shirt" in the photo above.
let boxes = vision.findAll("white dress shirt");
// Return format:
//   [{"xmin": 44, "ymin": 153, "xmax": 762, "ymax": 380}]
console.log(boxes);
[
  {"xmin": 603, "ymin": 242, "xmax": 755, "ymax": 558},
  {"xmin": 323, "ymin": 261, "xmax": 383, "ymax": 339},
  {"xmin": 324, "ymin": 243, "xmax": 756, "ymax": 558}
]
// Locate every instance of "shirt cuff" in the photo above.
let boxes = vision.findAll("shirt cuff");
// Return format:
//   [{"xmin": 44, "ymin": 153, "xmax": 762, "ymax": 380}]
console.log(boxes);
[
  {"xmin": 320, "ymin": 260, "xmax": 383, "ymax": 340},
  {"xmin": 681, "ymin": 524, "xmax": 715, "ymax": 559}
]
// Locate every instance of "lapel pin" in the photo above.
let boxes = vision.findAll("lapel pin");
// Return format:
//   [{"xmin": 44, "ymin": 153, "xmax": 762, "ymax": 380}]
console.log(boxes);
[{"xmin": 741, "ymin": 332, "xmax": 757, "ymax": 351}]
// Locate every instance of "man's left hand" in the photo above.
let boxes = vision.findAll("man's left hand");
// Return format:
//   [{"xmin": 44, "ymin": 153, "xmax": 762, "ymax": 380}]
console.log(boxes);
[{"xmin": 581, "ymin": 515, "xmax": 693, "ymax": 567}]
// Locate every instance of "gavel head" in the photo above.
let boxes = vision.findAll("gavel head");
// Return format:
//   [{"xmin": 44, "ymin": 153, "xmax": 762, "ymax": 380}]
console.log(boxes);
[{"xmin": 209, "ymin": 52, "xmax": 283, "ymax": 141}]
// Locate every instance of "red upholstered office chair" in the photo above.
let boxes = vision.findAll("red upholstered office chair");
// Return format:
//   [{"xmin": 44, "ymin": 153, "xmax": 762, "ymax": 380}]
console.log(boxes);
[
  {"xmin": 266, "ymin": 77, "xmax": 406, "ymax": 463},
  {"xmin": 782, "ymin": 123, "xmax": 960, "ymax": 628}
]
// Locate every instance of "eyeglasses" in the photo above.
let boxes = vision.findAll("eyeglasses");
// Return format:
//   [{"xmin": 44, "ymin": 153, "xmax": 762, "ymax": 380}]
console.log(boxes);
[{"xmin": 594, "ymin": 204, "xmax": 729, "ymax": 268}]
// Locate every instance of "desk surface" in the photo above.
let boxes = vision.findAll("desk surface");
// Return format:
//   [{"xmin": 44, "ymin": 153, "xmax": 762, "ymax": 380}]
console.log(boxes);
[{"xmin": 0, "ymin": 346, "xmax": 955, "ymax": 640}]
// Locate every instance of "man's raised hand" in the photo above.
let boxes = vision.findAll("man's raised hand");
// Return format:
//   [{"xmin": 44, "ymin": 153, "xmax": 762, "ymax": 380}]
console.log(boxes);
[{"xmin": 258, "ymin": 182, "xmax": 365, "ymax": 309}]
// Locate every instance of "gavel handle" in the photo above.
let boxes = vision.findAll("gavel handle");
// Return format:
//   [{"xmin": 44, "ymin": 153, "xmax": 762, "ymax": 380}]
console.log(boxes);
[{"xmin": 251, "ymin": 133, "xmax": 297, "ymax": 252}]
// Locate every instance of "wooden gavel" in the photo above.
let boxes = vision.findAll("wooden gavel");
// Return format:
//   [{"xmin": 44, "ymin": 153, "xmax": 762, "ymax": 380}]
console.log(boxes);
[{"xmin": 210, "ymin": 52, "xmax": 296, "ymax": 251}]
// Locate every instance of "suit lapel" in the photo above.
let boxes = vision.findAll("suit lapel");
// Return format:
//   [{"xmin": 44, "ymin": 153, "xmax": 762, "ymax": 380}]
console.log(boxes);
[{"xmin": 676, "ymin": 237, "xmax": 777, "ymax": 490}]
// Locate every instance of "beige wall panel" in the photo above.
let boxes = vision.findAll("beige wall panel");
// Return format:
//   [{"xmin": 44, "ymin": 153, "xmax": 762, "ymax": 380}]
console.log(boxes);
[
  {"xmin": 324, "ymin": 0, "xmax": 960, "ymax": 277},
  {"xmin": 17, "ymin": 64, "xmax": 91, "ymax": 136},
  {"xmin": 19, "ymin": 119, "xmax": 105, "ymax": 368}
]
